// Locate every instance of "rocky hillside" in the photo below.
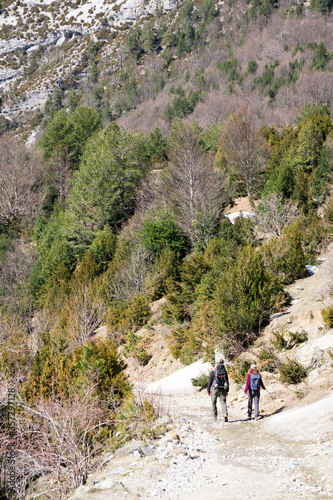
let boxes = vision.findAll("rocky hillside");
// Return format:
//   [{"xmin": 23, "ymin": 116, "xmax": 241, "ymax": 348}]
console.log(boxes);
[
  {"xmin": 1, "ymin": 0, "xmax": 333, "ymax": 137},
  {"xmin": 0, "ymin": 0, "xmax": 176, "ymax": 121}
]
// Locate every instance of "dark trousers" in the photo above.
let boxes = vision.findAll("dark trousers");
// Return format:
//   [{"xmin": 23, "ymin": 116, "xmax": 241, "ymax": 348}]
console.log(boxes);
[
  {"xmin": 211, "ymin": 387, "xmax": 228, "ymax": 418},
  {"xmin": 248, "ymin": 390, "xmax": 260, "ymax": 417}
]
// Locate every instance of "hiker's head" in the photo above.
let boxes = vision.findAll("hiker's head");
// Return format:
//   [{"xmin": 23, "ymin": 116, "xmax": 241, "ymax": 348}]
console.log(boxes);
[
  {"xmin": 250, "ymin": 364, "xmax": 258, "ymax": 373},
  {"xmin": 218, "ymin": 359, "xmax": 224, "ymax": 365}
]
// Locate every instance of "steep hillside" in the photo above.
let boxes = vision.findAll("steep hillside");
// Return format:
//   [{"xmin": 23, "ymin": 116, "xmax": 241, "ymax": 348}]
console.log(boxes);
[
  {"xmin": 125, "ymin": 239, "xmax": 333, "ymax": 406},
  {"xmin": 0, "ymin": 0, "xmax": 333, "ymax": 136},
  {"xmin": 1, "ymin": 0, "xmax": 333, "ymax": 498},
  {"xmin": 51, "ymin": 241, "xmax": 333, "ymax": 500}
]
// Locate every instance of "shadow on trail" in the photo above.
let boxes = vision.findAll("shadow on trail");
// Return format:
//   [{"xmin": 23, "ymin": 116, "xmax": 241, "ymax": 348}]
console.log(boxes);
[
  {"xmin": 228, "ymin": 406, "xmax": 286, "ymax": 423},
  {"xmin": 260, "ymin": 405, "xmax": 286, "ymax": 419}
]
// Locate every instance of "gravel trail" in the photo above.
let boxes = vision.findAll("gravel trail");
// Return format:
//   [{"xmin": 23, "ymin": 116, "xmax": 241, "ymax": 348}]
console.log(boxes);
[{"xmin": 69, "ymin": 391, "xmax": 333, "ymax": 500}]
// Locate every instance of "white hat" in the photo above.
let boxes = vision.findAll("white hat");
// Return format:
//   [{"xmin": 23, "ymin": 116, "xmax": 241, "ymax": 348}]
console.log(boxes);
[{"xmin": 250, "ymin": 364, "xmax": 257, "ymax": 370}]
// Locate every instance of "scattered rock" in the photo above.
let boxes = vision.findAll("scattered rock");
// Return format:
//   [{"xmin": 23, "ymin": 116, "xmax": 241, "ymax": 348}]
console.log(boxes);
[
  {"xmin": 68, "ymin": 485, "xmax": 91, "ymax": 498},
  {"xmin": 101, "ymin": 452, "xmax": 114, "ymax": 466},
  {"xmin": 169, "ymin": 448, "xmax": 188, "ymax": 456},
  {"xmin": 97, "ymin": 475, "xmax": 115, "ymax": 489},
  {"xmin": 165, "ymin": 430, "xmax": 181, "ymax": 441}
]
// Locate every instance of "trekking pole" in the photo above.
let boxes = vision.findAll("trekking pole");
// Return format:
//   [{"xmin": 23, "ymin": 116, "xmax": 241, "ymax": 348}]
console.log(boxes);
[{"xmin": 265, "ymin": 389, "xmax": 277, "ymax": 412}]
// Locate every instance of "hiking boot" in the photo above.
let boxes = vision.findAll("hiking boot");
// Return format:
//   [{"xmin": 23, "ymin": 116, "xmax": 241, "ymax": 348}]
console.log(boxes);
[
  {"xmin": 255, "ymin": 416, "xmax": 260, "ymax": 421},
  {"xmin": 212, "ymin": 417, "xmax": 217, "ymax": 422},
  {"xmin": 224, "ymin": 416, "xmax": 228, "ymax": 422}
]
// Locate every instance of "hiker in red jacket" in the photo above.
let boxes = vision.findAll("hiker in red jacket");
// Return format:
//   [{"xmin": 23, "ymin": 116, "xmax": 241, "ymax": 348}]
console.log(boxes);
[{"xmin": 244, "ymin": 364, "xmax": 265, "ymax": 420}]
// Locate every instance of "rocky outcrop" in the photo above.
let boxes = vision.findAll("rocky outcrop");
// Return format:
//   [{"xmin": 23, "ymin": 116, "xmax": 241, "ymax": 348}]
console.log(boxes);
[{"xmin": 0, "ymin": 0, "xmax": 179, "ymax": 119}]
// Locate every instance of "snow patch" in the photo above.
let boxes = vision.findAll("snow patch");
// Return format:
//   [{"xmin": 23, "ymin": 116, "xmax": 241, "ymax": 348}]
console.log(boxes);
[
  {"xmin": 263, "ymin": 391, "xmax": 333, "ymax": 441},
  {"xmin": 305, "ymin": 265, "xmax": 319, "ymax": 275},
  {"xmin": 145, "ymin": 359, "xmax": 212, "ymax": 396},
  {"xmin": 224, "ymin": 211, "xmax": 255, "ymax": 225}
]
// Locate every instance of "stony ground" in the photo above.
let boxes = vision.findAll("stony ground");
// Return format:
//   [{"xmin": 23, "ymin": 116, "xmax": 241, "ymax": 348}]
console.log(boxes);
[{"xmin": 67, "ymin": 387, "xmax": 333, "ymax": 500}]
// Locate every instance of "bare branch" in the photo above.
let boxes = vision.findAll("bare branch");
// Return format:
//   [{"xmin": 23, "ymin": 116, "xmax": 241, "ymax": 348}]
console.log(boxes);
[
  {"xmin": 0, "ymin": 133, "xmax": 42, "ymax": 225},
  {"xmin": 66, "ymin": 282, "xmax": 107, "ymax": 349},
  {"xmin": 256, "ymin": 192, "xmax": 299, "ymax": 238}
]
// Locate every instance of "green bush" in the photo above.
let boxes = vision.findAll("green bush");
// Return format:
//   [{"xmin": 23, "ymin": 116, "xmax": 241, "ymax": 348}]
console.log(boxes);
[
  {"xmin": 168, "ymin": 326, "xmax": 203, "ymax": 365},
  {"xmin": 321, "ymin": 306, "xmax": 333, "ymax": 328},
  {"xmin": 150, "ymin": 246, "xmax": 181, "ymax": 299},
  {"xmin": 279, "ymin": 358, "xmax": 307, "ymax": 384},
  {"xmin": 262, "ymin": 225, "xmax": 306, "ymax": 285},
  {"xmin": 289, "ymin": 330, "xmax": 308, "ymax": 345},
  {"xmin": 271, "ymin": 332, "xmax": 288, "ymax": 351},
  {"xmin": 247, "ymin": 58, "xmax": 258, "ymax": 74},
  {"xmin": 258, "ymin": 349, "xmax": 276, "ymax": 372},
  {"xmin": 309, "ymin": 0, "xmax": 333, "ymax": 13},
  {"xmin": 123, "ymin": 331, "xmax": 151, "ymax": 365},
  {"xmin": 213, "ymin": 244, "xmax": 285, "ymax": 354},
  {"xmin": 162, "ymin": 279, "xmax": 187, "ymax": 325},
  {"xmin": 24, "ymin": 337, "xmax": 130, "ymax": 403},
  {"xmin": 89, "ymin": 226, "xmax": 116, "ymax": 272},
  {"xmin": 191, "ymin": 372, "xmax": 210, "ymax": 390},
  {"xmin": 129, "ymin": 294, "xmax": 151, "ymax": 327},
  {"xmin": 31, "ymin": 206, "xmax": 76, "ymax": 302},
  {"xmin": 180, "ymin": 253, "xmax": 211, "ymax": 302},
  {"xmin": 228, "ymin": 360, "xmax": 251, "ymax": 386},
  {"xmin": 123, "ymin": 294, "xmax": 152, "ymax": 332},
  {"xmin": 141, "ymin": 210, "xmax": 188, "ymax": 257}
]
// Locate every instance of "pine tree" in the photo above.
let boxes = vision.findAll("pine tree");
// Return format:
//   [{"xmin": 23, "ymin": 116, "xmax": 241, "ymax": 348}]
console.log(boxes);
[
  {"xmin": 213, "ymin": 244, "xmax": 284, "ymax": 352},
  {"xmin": 162, "ymin": 28, "xmax": 174, "ymax": 48},
  {"xmin": 141, "ymin": 23, "xmax": 155, "ymax": 53},
  {"xmin": 312, "ymin": 41, "xmax": 330, "ymax": 71},
  {"xmin": 64, "ymin": 124, "xmax": 148, "ymax": 248}
]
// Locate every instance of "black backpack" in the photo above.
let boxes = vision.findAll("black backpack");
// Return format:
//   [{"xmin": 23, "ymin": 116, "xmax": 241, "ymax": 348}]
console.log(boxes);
[{"xmin": 213, "ymin": 363, "xmax": 228, "ymax": 390}]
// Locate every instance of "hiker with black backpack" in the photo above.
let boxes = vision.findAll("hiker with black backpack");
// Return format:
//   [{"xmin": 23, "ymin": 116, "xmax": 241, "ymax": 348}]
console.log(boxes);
[
  {"xmin": 207, "ymin": 359, "xmax": 229, "ymax": 422},
  {"xmin": 244, "ymin": 364, "xmax": 266, "ymax": 420}
]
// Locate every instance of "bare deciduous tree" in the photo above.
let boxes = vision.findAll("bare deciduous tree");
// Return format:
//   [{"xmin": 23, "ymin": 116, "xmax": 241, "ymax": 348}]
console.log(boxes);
[
  {"xmin": 0, "ymin": 385, "xmax": 112, "ymax": 499},
  {"xmin": 108, "ymin": 245, "xmax": 154, "ymax": 301},
  {"xmin": 0, "ymin": 311, "xmax": 31, "ymax": 364},
  {"xmin": 256, "ymin": 192, "xmax": 299, "ymax": 238},
  {"xmin": 0, "ymin": 133, "xmax": 42, "ymax": 225},
  {"xmin": 162, "ymin": 121, "xmax": 228, "ymax": 247},
  {"xmin": 219, "ymin": 105, "xmax": 270, "ymax": 197},
  {"xmin": 66, "ymin": 282, "xmax": 107, "ymax": 349},
  {"xmin": 0, "ymin": 240, "xmax": 37, "ymax": 326}
]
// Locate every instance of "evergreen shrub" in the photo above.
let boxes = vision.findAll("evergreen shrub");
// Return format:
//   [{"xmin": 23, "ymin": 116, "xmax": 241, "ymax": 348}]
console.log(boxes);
[
  {"xmin": 213, "ymin": 244, "xmax": 285, "ymax": 354},
  {"xmin": 258, "ymin": 349, "xmax": 276, "ymax": 372},
  {"xmin": 271, "ymin": 332, "xmax": 288, "ymax": 351},
  {"xmin": 279, "ymin": 358, "xmax": 307, "ymax": 384},
  {"xmin": 289, "ymin": 330, "xmax": 308, "ymax": 345},
  {"xmin": 228, "ymin": 360, "xmax": 251, "ymax": 386},
  {"xmin": 191, "ymin": 372, "xmax": 210, "ymax": 390},
  {"xmin": 168, "ymin": 326, "xmax": 202, "ymax": 365},
  {"xmin": 262, "ymin": 225, "xmax": 306, "ymax": 284},
  {"xmin": 123, "ymin": 331, "xmax": 151, "ymax": 365},
  {"xmin": 141, "ymin": 210, "xmax": 188, "ymax": 257},
  {"xmin": 321, "ymin": 306, "xmax": 333, "ymax": 328}
]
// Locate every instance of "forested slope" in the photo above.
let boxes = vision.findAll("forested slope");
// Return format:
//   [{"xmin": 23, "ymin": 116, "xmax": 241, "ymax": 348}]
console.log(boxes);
[{"xmin": 1, "ymin": 0, "xmax": 333, "ymax": 497}]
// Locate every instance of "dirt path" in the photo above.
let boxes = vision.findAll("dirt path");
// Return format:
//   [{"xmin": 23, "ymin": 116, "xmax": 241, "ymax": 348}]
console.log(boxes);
[
  {"xmin": 68, "ymin": 389, "xmax": 333, "ymax": 500},
  {"xmin": 164, "ymin": 391, "xmax": 333, "ymax": 500}
]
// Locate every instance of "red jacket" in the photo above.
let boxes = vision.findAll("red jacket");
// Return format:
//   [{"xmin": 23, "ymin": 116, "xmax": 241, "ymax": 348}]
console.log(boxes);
[{"xmin": 244, "ymin": 370, "xmax": 265, "ymax": 393}]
